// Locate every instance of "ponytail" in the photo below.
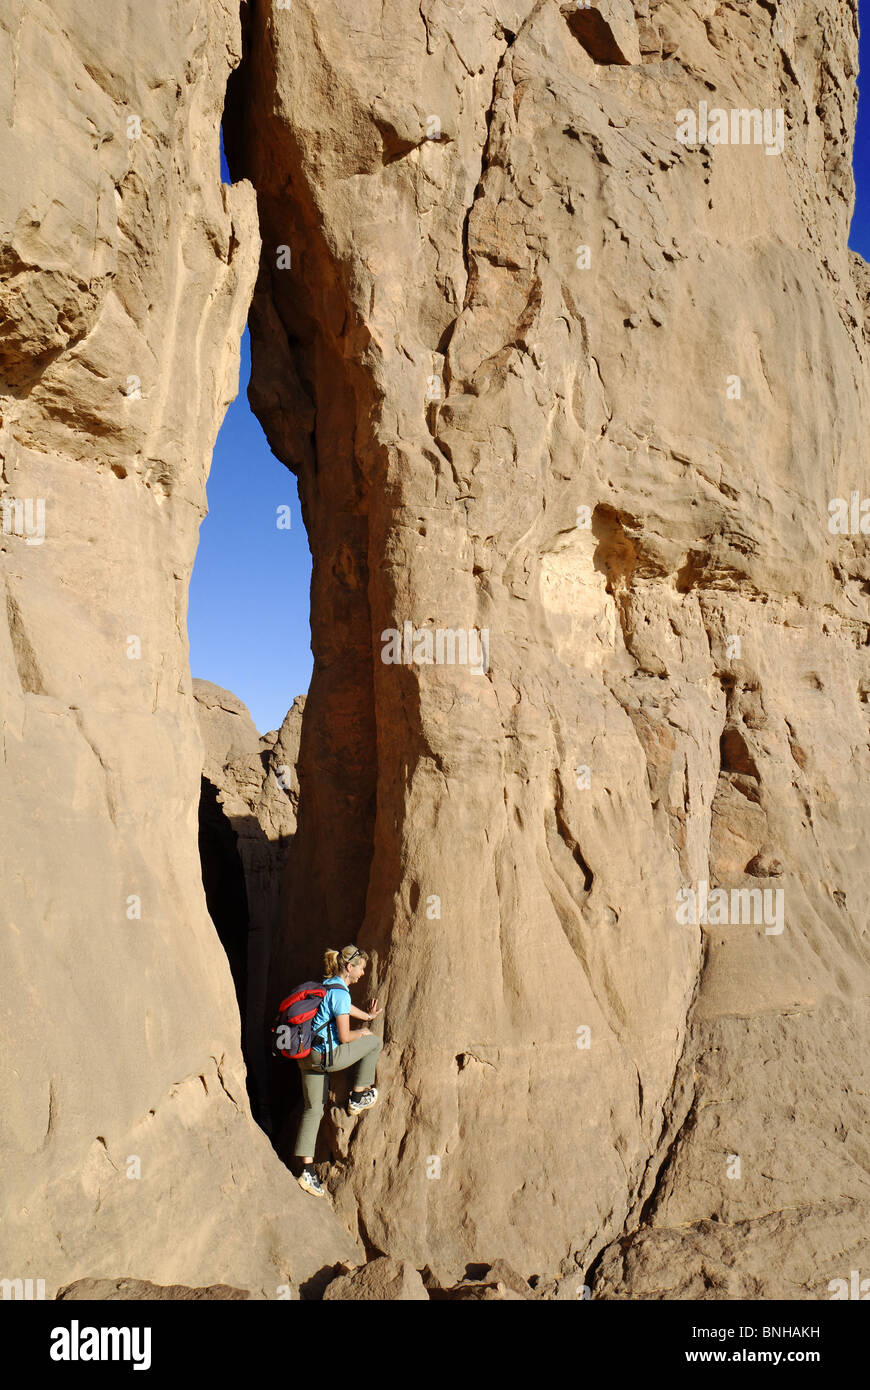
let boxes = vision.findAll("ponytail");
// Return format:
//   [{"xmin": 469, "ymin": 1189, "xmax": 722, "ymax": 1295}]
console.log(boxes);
[{"xmin": 324, "ymin": 944, "xmax": 369, "ymax": 979}]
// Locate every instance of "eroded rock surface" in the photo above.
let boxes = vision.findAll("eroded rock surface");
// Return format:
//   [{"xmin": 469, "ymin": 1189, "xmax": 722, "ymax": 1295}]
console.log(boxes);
[{"xmin": 224, "ymin": 0, "xmax": 870, "ymax": 1290}]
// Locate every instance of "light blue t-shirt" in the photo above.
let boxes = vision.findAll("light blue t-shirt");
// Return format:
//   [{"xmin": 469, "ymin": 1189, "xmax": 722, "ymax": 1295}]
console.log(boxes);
[{"xmin": 311, "ymin": 977, "xmax": 351, "ymax": 1050}]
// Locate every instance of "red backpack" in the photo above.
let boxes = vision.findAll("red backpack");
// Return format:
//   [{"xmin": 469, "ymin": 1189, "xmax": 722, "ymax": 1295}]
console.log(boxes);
[{"xmin": 271, "ymin": 980, "xmax": 344, "ymax": 1060}]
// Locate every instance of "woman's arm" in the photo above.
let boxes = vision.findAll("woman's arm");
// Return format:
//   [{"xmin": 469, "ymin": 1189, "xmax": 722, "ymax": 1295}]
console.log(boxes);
[
  {"xmin": 335, "ymin": 1013, "xmax": 370, "ymax": 1044},
  {"xmin": 348, "ymin": 1004, "xmax": 371, "ymax": 1020}
]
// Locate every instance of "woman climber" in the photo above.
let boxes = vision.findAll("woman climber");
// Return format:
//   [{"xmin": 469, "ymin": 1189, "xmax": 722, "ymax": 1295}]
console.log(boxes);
[{"xmin": 295, "ymin": 944, "xmax": 382, "ymax": 1197}]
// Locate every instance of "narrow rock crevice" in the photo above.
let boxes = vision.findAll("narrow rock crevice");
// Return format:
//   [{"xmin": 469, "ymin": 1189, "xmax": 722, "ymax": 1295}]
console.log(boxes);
[{"xmin": 222, "ymin": 3, "xmax": 380, "ymax": 1025}]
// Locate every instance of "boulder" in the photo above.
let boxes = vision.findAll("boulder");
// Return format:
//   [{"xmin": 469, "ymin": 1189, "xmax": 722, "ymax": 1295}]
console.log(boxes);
[{"xmin": 322, "ymin": 1258, "xmax": 429, "ymax": 1301}]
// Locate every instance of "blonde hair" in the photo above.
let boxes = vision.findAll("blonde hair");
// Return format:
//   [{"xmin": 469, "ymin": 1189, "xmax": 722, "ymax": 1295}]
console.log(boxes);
[{"xmin": 324, "ymin": 944, "xmax": 369, "ymax": 979}]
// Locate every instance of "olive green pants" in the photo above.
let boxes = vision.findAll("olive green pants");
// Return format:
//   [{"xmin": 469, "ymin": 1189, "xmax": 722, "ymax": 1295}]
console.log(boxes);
[{"xmin": 294, "ymin": 1034, "xmax": 382, "ymax": 1157}]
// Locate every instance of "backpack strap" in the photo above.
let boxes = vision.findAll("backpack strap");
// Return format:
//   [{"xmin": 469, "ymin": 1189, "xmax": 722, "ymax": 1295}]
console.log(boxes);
[{"xmin": 311, "ymin": 979, "xmax": 347, "ymax": 1061}]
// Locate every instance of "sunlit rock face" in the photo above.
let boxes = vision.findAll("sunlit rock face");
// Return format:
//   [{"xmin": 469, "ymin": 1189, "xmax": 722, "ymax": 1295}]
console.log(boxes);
[
  {"xmin": 228, "ymin": 0, "xmax": 870, "ymax": 1289},
  {"xmin": 0, "ymin": 0, "xmax": 358, "ymax": 1294}
]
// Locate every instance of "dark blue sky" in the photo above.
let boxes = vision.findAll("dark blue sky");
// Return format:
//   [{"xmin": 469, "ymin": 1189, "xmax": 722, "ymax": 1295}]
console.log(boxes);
[
  {"xmin": 190, "ymin": 11, "xmax": 870, "ymax": 734},
  {"xmin": 852, "ymin": 2, "xmax": 870, "ymax": 258},
  {"xmin": 187, "ymin": 321, "xmax": 311, "ymax": 735}
]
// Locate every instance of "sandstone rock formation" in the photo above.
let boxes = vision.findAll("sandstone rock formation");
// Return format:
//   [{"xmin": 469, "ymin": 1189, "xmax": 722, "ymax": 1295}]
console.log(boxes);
[
  {"xmin": 2, "ymin": 0, "xmax": 868, "ymax": 1302},
  {"xmin": 224, "ymin": 0, "xmax": 870, "ymax": 1293},
  {"xmin": 0, "ymin": 0, "xmax": 359, "ymax": 1295}
]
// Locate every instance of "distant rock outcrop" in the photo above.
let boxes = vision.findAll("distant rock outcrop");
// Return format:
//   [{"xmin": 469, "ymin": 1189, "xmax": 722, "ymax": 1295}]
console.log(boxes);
[{"xmin": 193, "ymin": 678, "xmax": 305, "ymax": 1125}]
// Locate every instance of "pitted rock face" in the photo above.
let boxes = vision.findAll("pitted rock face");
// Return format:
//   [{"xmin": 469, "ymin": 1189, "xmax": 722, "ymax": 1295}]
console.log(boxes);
[{"xmin": 225, "ymin": 0, "xmax": 870, "ymax": 1288}]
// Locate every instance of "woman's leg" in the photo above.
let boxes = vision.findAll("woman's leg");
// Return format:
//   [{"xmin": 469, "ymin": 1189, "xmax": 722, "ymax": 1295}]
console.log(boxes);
[
  {"xmin": 294, "ymin": 1059, "xmax": 329, "ymax": 1159},
  {"xmin": 325, "ymin": 1034, "xmax": 382, "ymax": 1091},
  {"xmin": 351, "ymin": 1035, "xmax": 381, "ymax": 1091}
]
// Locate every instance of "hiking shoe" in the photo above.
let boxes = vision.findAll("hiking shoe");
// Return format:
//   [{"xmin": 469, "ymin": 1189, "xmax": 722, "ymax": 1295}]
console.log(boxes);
[
  {"xmin": 297, "ymin": 1167, "xmax": 326, "ymax": 1198},
  {"xmin": 347, "ymin": 1086, "xmax": 378, "ymax": 1115}
]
